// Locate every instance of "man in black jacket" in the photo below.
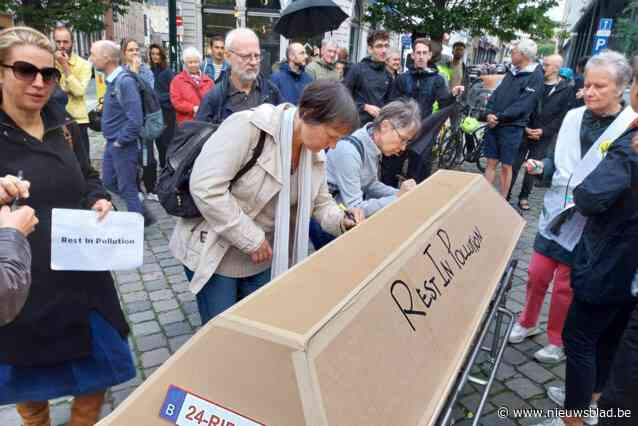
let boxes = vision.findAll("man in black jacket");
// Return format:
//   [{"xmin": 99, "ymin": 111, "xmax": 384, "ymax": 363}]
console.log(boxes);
[
  {"xmin": 344, "ymin": 30, "xmax": 393, "ymax": 126},
  {"xmin": 484, "ymin": 39, "xmax": 544, "ymax": 197},
  {"xmin": 382, "ymin": 38, "xmax": 463, "ymax": 186},
  {"xmin": 196, "ymin": 28, "xmax": 280, "ymax": 124},
  {"xmin": 508, "ymin": 54, "xmax": 574, "ymax": 207}
]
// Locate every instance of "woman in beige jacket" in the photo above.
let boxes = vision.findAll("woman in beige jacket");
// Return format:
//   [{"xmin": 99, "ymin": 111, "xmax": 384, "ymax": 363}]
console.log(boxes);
[{"xmin": 170, "ymin": 80, "xmax": 363, "ymax": 324}]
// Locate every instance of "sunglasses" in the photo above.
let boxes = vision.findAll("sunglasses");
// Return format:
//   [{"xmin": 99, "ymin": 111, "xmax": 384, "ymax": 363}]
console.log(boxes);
[{"xmin": 1, "ymin": 61, "xmax": 61, "ymax": 85}]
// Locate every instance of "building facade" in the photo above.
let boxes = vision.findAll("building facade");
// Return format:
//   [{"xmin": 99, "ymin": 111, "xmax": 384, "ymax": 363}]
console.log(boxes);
[
  {"xmin": 182, "ymin": 0, "xmax": 399, "ymax": 75},
  {"xmin": 562, "ymin": 0, "xmax": 631, "ymax": 68}
]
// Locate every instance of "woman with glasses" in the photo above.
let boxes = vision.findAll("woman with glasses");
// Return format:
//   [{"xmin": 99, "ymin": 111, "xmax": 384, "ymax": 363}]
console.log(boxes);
[
  {"xmin": 120, "ymin": 37, "xmax": 154, "ymax": 88},
  {"xmin": 0, "ymin": 27, "xmax": 134, "ymax": 425},
  {"xmin": 309, "ymin": 99, "xmax": 421, "ymax": 250}
]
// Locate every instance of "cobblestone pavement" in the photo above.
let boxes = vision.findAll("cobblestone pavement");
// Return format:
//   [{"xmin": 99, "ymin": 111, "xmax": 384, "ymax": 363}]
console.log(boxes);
[{"xmin": 0, "ymin": 131, "xmax": 563, "ymax": 426}]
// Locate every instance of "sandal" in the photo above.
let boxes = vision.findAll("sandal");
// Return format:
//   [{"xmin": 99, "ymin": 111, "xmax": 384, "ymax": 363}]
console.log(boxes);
[{"xmin": 518, "ymin": 199, "xmax": 530, "ymax": 210}]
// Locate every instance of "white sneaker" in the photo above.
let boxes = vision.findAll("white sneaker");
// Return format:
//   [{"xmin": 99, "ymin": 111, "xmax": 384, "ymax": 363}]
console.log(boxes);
[
  {"xmin": 146, "ymin": 193, "xmax": 160, "ymax": 202},
  {"xmin": 547, "ymin": 385, "xmax": 565, "ymax": 406},
  {"xmin": 509, "ymin": 323, "xmax": 542, "ymax": 344},
  {"xmin": 547, "ymin": 386, "xmax": 598, "ymax": 425},
  {"xmin": 534, "ymin": 344, "xmax": 566, "ymax": 364}
]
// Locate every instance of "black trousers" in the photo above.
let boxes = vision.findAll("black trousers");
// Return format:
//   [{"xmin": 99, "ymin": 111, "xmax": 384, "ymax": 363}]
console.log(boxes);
[
  {"xmin": 78, "ymin": 123, "xmax": 91, "ymax": 160},
  {"xmin": 598, "ymin": 303, "xmax": 638, "ymax": 425},
  {"xmin": 507, "ymin": 136, "xmax": 550, "ymax": 201},
  {"xmin": 563, "ymin": 298, "xmax": 637, "ymax": 411},
  {"xmin": 156, "ymin": 108, "xmax": 176, "ymax": 168}
]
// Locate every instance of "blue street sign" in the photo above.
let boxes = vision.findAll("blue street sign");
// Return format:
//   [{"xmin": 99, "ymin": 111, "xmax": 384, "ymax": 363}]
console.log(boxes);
[
  {"xmin": 401, "ymin": 34, "xmax": 412, "ymax": 48},
  {"xmin": 592, "ymin": 18, "xmax": 613, "ymax": 55}
]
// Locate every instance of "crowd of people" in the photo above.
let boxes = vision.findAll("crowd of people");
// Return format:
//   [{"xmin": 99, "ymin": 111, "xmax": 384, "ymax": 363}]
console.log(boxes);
[{"xmin": 0, "ymin": 20, "xmax": 637, "ymax": 426}]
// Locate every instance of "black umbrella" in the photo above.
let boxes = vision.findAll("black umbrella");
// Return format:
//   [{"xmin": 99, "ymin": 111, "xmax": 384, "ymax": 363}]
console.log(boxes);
[{"xmin": 274, "ymin": 0, "xmax": 348, "ymax": 39}]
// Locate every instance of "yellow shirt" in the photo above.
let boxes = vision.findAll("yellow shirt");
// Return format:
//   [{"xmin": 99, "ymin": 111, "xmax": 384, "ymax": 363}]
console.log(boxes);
[{"xmin": 56, "ymin": 54, "xmax": 92, "ymax": 124}]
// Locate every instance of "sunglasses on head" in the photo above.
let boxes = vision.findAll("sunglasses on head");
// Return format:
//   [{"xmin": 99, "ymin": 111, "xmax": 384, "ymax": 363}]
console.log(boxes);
[{"xmin": 1, "ymin": 61, "xmax": 61, "ymax": 85}]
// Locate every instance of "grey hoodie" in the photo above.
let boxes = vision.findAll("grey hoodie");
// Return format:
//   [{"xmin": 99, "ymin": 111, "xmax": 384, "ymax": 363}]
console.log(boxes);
[
  {"xmin": 326, "ymin": 124, "xmax": 398, "ymax": 217},
  {"xmin": 0, "ymin": 228, "xmax": 31, "ymax": 326}
]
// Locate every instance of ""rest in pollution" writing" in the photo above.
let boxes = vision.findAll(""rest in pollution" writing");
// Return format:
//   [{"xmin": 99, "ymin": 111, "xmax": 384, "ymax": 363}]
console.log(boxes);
[{"xmin": 60, "ymin": 237, "xmax": 135, "ymax": 245}]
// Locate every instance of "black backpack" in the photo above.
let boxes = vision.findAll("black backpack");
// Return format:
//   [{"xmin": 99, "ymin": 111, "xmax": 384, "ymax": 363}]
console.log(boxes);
[{"xmin": 156, "ymin": 121, "xmax": 266, "ymax": 218}]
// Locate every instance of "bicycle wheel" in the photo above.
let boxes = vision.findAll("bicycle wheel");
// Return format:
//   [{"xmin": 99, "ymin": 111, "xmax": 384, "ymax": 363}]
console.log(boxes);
[
  {"xmin": 438, "ymin": 130, "xmax": 459, "ymax": 169},
  {"xmin": 465, "ymin": 125, "xmax": 487, "ymax": 163},
  {"xmin": 475, "ymin": 139, "xmax": 487, "ymax": 173},
  {"xmin": 454, "ymin": 132, "xmax": 467, "ymax": 167}
]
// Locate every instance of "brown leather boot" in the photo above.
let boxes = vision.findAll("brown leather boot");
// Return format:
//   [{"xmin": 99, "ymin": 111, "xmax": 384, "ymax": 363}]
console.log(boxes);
[
  {"xmin": 68, "ymin": 390, "xmax": 106, "ymax": 426},
  {"xmin": 15, "ymin": 400, "xmax": 51, "ymax": 426}
]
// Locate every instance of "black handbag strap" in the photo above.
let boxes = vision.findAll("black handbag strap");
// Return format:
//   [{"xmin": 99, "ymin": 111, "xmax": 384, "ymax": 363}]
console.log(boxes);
[{"xmin": 229, "ymin": 130, "xmax": 266, "ymax": 189}]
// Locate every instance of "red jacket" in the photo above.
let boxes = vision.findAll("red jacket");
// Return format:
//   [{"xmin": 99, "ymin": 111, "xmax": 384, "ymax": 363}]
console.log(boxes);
[{"xmin": 170, "ymin": 70, "xmax": 214, "ymax": 123}]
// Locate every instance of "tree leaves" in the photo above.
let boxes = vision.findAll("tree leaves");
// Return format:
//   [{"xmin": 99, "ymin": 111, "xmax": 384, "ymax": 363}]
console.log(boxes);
[
  {"xmin": 0, "ymin": 0, "xmax": 132, "ymax": 33},
  {"xmin": 365, "ymin": 0, "xmax": 558, "ymax": 42}
]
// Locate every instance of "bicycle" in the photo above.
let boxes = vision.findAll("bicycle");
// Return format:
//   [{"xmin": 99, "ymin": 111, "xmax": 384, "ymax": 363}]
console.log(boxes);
[{"xmin": 437, "ymin": 100, "xmax": 487, "ymax": 170}]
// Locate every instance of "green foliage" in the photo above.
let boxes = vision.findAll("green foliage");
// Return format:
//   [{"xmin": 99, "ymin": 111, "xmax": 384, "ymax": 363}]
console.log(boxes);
[
  {"xmin": 365, "ymin": 0, "xmax": 559, "ymax": 42},
  {"xmin": 537, "ymin": 40, "xmax": 555, "ymax": 57},
  {"xmin": 615, "ymin": 1, "xmax": 638, "ymax": 56},
  {"xmin": 0, "ymin": 0, "xmax": 131, "ymax": 33}
]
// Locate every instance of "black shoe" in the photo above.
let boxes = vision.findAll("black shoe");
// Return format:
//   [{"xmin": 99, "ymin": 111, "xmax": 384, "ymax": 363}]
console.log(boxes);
[{"xmin": 143, "ymin": 209, "xmax": 157, "ymax": 227}]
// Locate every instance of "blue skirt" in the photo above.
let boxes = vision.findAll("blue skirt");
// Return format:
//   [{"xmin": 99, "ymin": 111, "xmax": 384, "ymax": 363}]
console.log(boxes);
[{"xmin": 0, "ymin": 311, "xmax": 135, "ymax": 404}]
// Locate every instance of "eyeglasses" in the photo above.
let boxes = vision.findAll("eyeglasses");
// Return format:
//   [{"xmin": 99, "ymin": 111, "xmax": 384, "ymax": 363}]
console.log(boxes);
[
  {"xmin": 373, "ymin": 43, "xmax": 390, "ymax": 49},
  {"xmin": 228, "ymin": 49, "xmax": 261, "ymax": 63},
  {"xmin": 389, "ymin": 121, "xmax": 411, "ymax": 146},
  {"xmin": 1, "ymin": 61, "xmax": 61, "ymax": 85}
]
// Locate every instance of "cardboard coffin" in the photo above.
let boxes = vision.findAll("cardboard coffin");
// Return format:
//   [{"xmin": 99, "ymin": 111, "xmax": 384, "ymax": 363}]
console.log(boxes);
[{"xmin": 99, "ymin": 170, "xmax": 525, "ymax": 426}]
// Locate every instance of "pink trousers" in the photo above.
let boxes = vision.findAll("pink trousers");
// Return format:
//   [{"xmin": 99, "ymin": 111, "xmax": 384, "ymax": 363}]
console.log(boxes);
[{"xmin": 518, "ymin": 251, "xmax": 573, "ymax": 346}]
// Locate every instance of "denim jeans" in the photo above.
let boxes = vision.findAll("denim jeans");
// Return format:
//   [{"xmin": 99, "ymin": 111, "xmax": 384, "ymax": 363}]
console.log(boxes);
[
  {"xmin": 102, "ymin": 141, "xmax": 143, "ymax": 214},
  {"xmin": 183, "ymin": 267, "xmax": 271, "ymax": 325},
  {"xmin": 309, "ymin": 218, "xmax": 335, "ymax": 250}
]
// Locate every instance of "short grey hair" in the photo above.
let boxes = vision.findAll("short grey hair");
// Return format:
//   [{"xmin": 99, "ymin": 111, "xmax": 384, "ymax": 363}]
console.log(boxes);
[
  {"xmin": 93, "ymin": 40, "xmax": 120, "ymax": 63},
  {"xmin": 514, "ymin": 39, "xmax": 537, "ymax": 61},
  {"xmin": 182, "ymin": 46, "xmax": 202, "ymax": 62},
  {"xmin": 321, "ymin": 39, "xmax": 337, "ymax": 50},
  {"xmin": 586, "ymin": 50, "xmax": 632, "ymax": 92},
  {"xmin": 373, "ymin": 99, "xmax": 421, "ymax": 134},
  {"xmin": 225, "ymin": 28, "xmax": 258, "ymax": 51}
]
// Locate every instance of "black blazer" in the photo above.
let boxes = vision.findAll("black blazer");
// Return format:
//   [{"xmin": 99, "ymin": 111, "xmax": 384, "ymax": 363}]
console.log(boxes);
[{"xmin": 0, "ymin": 101, "xmax": 129, "ymax": 366}]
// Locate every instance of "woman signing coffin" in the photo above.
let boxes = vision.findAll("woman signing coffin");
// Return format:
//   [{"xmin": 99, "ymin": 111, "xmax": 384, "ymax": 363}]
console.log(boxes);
[{"xmin": 170, "ymin": 80, "xmax": 364, "ymax": 325}]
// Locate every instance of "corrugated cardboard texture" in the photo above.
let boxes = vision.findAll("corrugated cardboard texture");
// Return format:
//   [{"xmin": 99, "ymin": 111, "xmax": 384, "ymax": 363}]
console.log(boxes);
[{"xmin": 98, "ymin": 170, "xmax": 524, "ymax": 426}]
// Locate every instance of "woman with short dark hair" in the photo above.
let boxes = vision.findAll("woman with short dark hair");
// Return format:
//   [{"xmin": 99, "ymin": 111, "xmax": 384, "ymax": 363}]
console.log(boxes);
[{"xmin": 170, "ymin": 80, "xmax": 364, "ymax": 324}]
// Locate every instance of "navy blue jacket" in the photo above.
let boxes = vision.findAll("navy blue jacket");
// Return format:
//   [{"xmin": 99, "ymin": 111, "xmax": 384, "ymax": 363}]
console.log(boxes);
[
  {"xmin": 571, "ymin": 127, "xmax": 638, "ymax": 304},
  {"xmin": 195, "ymin": 71, "xmax": 281, "ymax": 124},
  {"xmin": 270, "ymin": 63, "xmax": 312, "ymax": 105},
  {"xmin": 151, "ymin": 65, "xmax": 174, "ymax": 111},
  {"xmin": 102, "ymin": 71, "xmax": 143, "ymax": 146},
  {"xmin": 389, "ymin": 68, "xmax": 453, "ymax": 119},
  {"xmin": 344, "ymin": 57, "xmax": 392, "ymax": 124},
  {"xmin": 486, "ymin": 64, "xmax": 544, "ymax": 127}
]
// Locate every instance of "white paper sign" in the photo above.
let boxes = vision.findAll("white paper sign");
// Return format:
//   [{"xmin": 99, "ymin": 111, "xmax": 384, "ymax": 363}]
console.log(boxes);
[{"xmin": 51, "ymin": 208, "xmax": 144, "ymax": 271}]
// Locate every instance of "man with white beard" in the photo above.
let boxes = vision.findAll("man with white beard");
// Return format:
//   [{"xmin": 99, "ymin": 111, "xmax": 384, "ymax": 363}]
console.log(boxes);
[{"xmin": 196, "ymin": 28, "xmax": 281, "ymax": 124}]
